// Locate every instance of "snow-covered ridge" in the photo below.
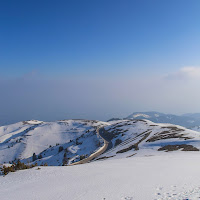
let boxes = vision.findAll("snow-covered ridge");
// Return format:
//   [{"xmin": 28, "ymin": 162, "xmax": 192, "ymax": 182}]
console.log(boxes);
[
  {"xmin": 23, "ymin": 120, "xmax": 44, "ymax": 125},
  {"xmin": 95, "ymin": 119, "xmax": 200, "ymax": 161},
  {"xmin": 1, "ymin": 118, "xmax": 200, "ymax": 166},
  {"xmin": 132, "ymin": 114, "xmax": 150, "ymax": 118},
  {"xmin": 2, "ymin": 119, "xmax": 200, "ymax": 200},
  {"xmin": 190, "ymin": 126, "xmax": 200, "ymax": 132},
  {"xmin": 0, "ymin": 119, "xmax": 109, "ymax": 166}
]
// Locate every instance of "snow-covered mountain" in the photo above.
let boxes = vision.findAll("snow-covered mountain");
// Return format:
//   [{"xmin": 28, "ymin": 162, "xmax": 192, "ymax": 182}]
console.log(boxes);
[
  {"xmin": 183, "ymin": 113, "xmax": 200, "ymax": 120},
  {"xmin": 2, "ymin": 119, "xmax": 200, "ymax": 200},
  {"xmin": 123, "ymin": 111, "xmax": 200, "ymax": 128},
  {"xmin": 0, "ymin": 119, "xmax": 108, "ymax": 166},
  {"xmin": 1, "ymin": 118, "xmax": 200, "ymax": 166},
  {"xmin": 190, "ymin": 126, "xmax": 200, "ymax": 132},
  {"xmin": 96, "ymin": 119, "xmax": 200, "ymax": 161}
]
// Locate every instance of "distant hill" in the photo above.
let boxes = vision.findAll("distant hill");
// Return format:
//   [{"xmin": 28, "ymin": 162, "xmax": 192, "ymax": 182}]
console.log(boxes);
[
  {"xmin": 182, "ymin": 113, "xmax": 200, "ymax": 120},
  {"xmin": 121, "ymin": 111, "xmax": 200, "ymax": 128},
  {"xmin": 107, "ymin": 118, "xmax": 122, "ymax": 122}
]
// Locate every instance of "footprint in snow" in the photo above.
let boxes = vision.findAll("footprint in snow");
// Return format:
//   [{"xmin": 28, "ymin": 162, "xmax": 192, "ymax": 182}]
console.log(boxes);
[
  {"xmin": 156, "ymin": 186, "xmax": 163, "ymax": 191},
  {"xmin": 121, "ymin": 197, "xmax": 134, "ymax": 200},
  {"xmin": 155, "ymin": 185, "xmax": 200, "ymax": 200}
]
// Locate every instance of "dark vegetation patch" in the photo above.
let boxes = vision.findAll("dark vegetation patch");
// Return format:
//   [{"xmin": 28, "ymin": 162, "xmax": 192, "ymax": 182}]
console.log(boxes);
[
  {"xmin": 80, "ymin": 154, "xmax": 88, "ymax": 160},
  {"xmin": 147, "ymin": 127, "xmax": 192, "ymax": 142},
  {"xmin": 126, "ymin": 153, "xmax": 137, "ymax": 158},
  {"xmin": 22, "ymin": 121, "xmax": 40, "ymax": 125},
  {"xmin": 58, "ymin": 146, "xmax": 64, "ymax": 152},
  {"xmin": 137, "ymin": 119, "xmax": 148, "ymax": 123},
  {"xmin": 100, "ymin": 128, "xmax": 118, "ymax": 140},
  {"xmin": 101, "ymin": 127, "xmax": 128, "ymax": 140},
  {"xmin": 114, "ymin": 139, "xmax": 122, "ymax": 146},
  {"xmin": 1, "ymin": 161, "xmax": 48, "ymax": 176},
  {"xmin": 158, "ymin": 144, "xmax": 199, "ymax": 152},
  {"xmin": 71, "ymin": 119, "xmax": 98, "ymax": 123},
  {"xmin": 107, "ymin": 118, "xmax": 121, "ymax": 122},
  {"xmin": 165, "ymin": 126, "xmax": 184, "ymax": 131},
  {"xmin": 96, "ymin": 155, "xmax": 116, "ymax": 160},
  {"xmin": 132, "ymin": 132, "xmax": 151, "ymax": 150},
  {"xmin": 116, "ymin": 131, "xmax": 151, "ymax": 153},
  {"xmin": 116, "ymin": 144, "xmax": 138, "ymax": 153},
  {"xmin": 103, "ymin": 120, "xmax": 142, "ymax": 140}
]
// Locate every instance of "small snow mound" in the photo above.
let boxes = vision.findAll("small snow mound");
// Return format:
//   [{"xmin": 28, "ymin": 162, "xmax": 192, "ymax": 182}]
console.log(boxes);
[
  {"xmin": 68, "ymin": 145, "xmax": 80, "ymax": 154},
  {"xmin": 23, "ymin": 120, "xmax": 43, "ymax": 125},
  {"xmin": 133, "ymin": 114, "xmax": 150, "ymax": 118}
]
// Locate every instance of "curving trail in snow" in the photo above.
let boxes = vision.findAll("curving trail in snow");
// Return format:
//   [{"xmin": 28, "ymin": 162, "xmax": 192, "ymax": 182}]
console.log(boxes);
[{"xmin": 69, "ymin": 127, "xmax": 109, "ymax": 165}]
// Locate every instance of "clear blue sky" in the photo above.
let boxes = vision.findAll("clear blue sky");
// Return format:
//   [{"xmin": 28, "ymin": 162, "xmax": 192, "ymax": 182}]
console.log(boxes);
[
  {"xmin": 1, "ymin": 0, "xmax": 200, "ymax": 77},
  {"xmin": 1, "ymin": 0, "xmax": 200, "ymax": 124}
]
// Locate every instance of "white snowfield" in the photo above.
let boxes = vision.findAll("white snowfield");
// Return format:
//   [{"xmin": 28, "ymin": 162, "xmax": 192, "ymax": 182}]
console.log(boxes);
[
  {"xmin": 1, "ymin": 153, "xmax": 200, "ymax": 200},
  {"xmin": 2, "ymin": 119, "xmax": 200, "ymax": 199}
]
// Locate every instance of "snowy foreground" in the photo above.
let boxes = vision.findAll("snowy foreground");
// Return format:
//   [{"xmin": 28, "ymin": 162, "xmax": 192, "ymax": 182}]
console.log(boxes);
[{"xmin": 1, "ymin": 153, "xmax": 200, "ymax": 200}]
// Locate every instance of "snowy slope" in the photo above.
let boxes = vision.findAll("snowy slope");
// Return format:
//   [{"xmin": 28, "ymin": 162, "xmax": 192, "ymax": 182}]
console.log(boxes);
[
  {"xmin": 1, "ymin": 153, "xmax": 200, "ymax": 200},
  {"xmin": 1, "ymin": 118, "xmax": 200, "ymax": 166},
  {"xmin": 0, "ymin": 120, "xmax": 108, "ymax": 166},
  {"xmin": 96, "ymin": 119, "xmax": 200, "ymax": 161},
  {"xmin": 2, "ymin": 119, "xmax": 200, "ymax": 199},
  {"xmin": 190, "ymin": 126, "xmax": 200, "ymax": 132}
]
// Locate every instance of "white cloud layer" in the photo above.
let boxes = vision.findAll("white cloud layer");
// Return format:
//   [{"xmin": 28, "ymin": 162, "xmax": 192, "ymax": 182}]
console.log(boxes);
[
  {"xmin": 1, "ymin": 67, "xmax": 200, "ymax": 125},
  {"xmin": 165, "ymin": 66, "xmax": 200, "ymax": 80}
]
